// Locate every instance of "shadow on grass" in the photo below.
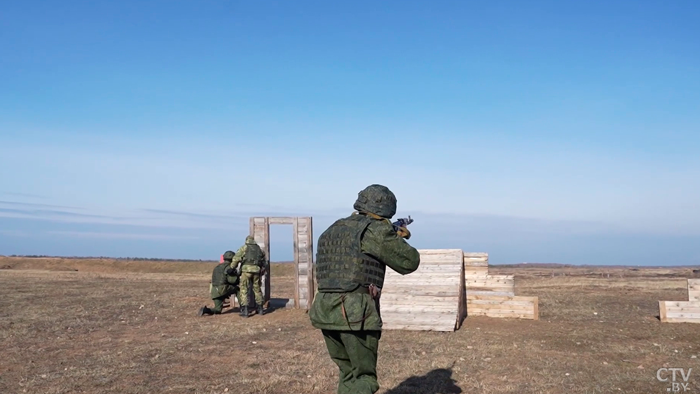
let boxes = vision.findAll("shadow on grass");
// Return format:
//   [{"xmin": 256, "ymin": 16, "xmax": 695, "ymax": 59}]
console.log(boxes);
[
  {"xmin": 265, "ymin": 297, "xmax": 291, "ymax": 314},
  {"xmin": 384, "ymin": 367, "xmax": 462, "ymax": 394},
  {"xmin": 219, "ymin": 297, "xmax": 290, "ymax": 316}
]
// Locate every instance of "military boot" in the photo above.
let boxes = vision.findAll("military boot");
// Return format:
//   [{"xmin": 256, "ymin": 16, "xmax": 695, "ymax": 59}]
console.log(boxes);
[
  {"xmin": 198, "ymin": 306, "xmax": 213, "ymax": 316},
  {"xmin": 257, "ymin": 305, "xmax": 265, "ymax": 316},
  {"xmin": 240, "ymin": 306, "xmax": 248, "ymax": 318}
]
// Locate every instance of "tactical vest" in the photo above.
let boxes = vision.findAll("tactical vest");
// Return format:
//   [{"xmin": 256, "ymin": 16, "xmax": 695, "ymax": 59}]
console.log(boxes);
[
  {"xmin": 211, "ymin": 262, "xmax": 232, "ymax": 286},
  {"xmin": 243, "ymin": 243, "xmax": 264, "ymax": 266},
  {"xmin": 315, "ymin": 214, "xmax": 386, "ymax": 292}
]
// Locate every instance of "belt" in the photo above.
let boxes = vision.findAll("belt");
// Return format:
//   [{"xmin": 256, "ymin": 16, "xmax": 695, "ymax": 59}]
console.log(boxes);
[
  {"xmin": 350, "ymin": 284, "xmax": 381, "ymax": 297},
  {"xmin": 318, "ymin": 285, "xmax": 380, "ymax": 295},
  {"xmin": 340, "ymin": 284, "xmax": 381, "ymax": 328},
  {"xmin": 350, "ymin": 285, "xmax": 370, "ymax": 294}
]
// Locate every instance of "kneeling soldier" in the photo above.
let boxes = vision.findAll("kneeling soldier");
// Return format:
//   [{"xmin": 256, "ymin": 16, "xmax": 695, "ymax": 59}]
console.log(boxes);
[{"xmin": 199, "ymin": 250, "xmax": 241, "ymax": 316}]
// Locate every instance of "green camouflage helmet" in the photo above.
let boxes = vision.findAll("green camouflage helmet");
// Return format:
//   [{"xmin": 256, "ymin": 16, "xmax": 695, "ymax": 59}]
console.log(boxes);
[
  {"xmin": 245, "ymin": 235, "xmax": 256, "ymax": 244},
  {"xmin": 353, "ymin": 184, "xmax": 397, "ymax": 218},
  {"xmin": 223, "ymin": 250, "xmax": 234, "ymax": 261}
]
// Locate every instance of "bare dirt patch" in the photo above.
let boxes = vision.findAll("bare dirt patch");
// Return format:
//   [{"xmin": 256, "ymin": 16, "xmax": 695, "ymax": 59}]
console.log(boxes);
[{"xmin": 1, "ymin": 258, "xmax": 699, "ymax": 393}]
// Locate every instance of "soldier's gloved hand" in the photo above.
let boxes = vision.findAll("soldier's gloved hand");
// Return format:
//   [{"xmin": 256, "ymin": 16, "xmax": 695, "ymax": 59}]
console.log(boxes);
[{"xmin": 396, "ymin": 227, "xmax": 411, "ymax": 239}]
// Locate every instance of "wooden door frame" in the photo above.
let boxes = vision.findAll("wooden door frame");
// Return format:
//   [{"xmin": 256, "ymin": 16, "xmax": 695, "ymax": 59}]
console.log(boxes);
[{"xmin": 249, "ymin": 216, "xmax": 314, "ymax": 309}]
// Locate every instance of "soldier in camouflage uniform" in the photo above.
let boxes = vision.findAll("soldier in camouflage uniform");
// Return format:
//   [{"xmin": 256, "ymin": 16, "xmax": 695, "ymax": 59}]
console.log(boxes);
[
  {"xmin": 232, "ymin": 235, "xmax": 269, "ymax": 317},
  {"xmin": 309, "ymin": 184, "xmax": 420, "ymax": 394},
  {"xmin": 198, "ymin": 250, "xmax": 241, "ymax": 316}
]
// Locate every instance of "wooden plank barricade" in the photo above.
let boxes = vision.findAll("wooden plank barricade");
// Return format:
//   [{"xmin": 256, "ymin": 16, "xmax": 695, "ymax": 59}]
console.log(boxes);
[
  {"xmin": 467, "ymin": 294, "xmax": 539, "ymax": 320},
  {"xmin": 689, "ymin": 279, "xmax": 700, "ymax": 302},
  {"xmin": 466, "ymin": 275, "xmax": 515, "ymax": 296},
  {"xmin": 381, "ymin": 249, "xmax": 467, "ymax": 332},
  {"xmin": 463, "ymin": 252, "xmax": 489, "ymax": 278},
  {"xmin": 659, "ymin": 301, "xmax": 700, "ymax": 323},
  {"xmin": 658, "ymin": 279, "xmax": 700, "ymax": 323},
  {"xmin": 380, "ymin": 249, "xmax": 540, "ymax": 330},
  {"xmin": 462, "ymin": 252, "xmax": 538, "ymax": 320}
]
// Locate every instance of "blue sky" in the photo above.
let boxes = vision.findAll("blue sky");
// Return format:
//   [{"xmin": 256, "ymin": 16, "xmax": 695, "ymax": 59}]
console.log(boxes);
[{"xmin": 1, "ymin": 0, "xmax": 699, "ymax": 265}]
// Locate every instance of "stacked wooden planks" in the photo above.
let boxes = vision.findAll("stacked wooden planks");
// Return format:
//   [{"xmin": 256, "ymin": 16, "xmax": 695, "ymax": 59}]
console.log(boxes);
[
  {"xmin": 464, "ymin": 252, "xmax": 489, "ymax": 277},
  {"xmin": 689, "ymin": 279, "xmax": 700, "ymax": 302},
  {"xmin": 659, "ymin": 301, "xmax": 700, "ymax": 323},
  {"xmin": 292, "ymin": 217, "xmax": 314, "ymax": 309},
  {"xmin": 466, "ymin": 275, "xmax": 515, "ymax": 296},
  {"xmin": 462, "ymin": 252, "xmax": 538, "ymax": 320},
  {"xmin": 466, "ymin": 294, "xmax": 538, "ymax": 320},
  {"xmin": 463, "ymin": 253, "xmax": 514, "ymax": 296},
  {"xmin": 659, "ymin": 279, "xmax": 700, "ymax": 323},
  {"xmin": 381, "ymin": 249, "xmax": 467, "ymax": 332}
]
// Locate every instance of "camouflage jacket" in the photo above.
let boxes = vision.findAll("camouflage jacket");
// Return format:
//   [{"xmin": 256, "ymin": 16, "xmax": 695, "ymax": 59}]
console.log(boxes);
[
  {"xmin": 210, "ymin": 262, "xmax": 239, "ymax": 299},
  {"xmin": 308, "ymin": 214, "xmax": 420, "ymax": 331},
  {"xmin": 232, "ymin": 243, "xmax": 268, "ymax": 274}
]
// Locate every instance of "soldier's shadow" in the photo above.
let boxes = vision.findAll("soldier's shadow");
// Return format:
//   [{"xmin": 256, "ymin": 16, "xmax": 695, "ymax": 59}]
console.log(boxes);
[
  {"xmin": 220, "ymin": 297, "xmax": 290, "ymax": 315},
  {"xmin": 384, "ymin": 368, "xmax": 462, "ymax": 394}
]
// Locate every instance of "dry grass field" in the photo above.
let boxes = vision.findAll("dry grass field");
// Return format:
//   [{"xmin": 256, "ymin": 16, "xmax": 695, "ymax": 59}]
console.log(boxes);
[{"xmin": 1, "ymin": 256, "xmax": 699, "ymax": 393}]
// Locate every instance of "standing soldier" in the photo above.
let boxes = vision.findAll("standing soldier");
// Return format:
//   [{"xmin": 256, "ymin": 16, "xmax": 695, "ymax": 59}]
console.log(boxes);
[
  {"xmin": 232, "ymin": 235, "xmax": 269, "ymax": 317},
  {"xmin": 199, "ymin": 250, "xmax": 241, "ymax": 316},
  {"xmin": 309, "ymin": 184, "xmax": 420, "ymax": 394}
]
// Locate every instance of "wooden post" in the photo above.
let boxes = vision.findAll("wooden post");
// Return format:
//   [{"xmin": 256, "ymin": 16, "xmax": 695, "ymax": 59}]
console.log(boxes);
[
  {"xmin": 307, "ymin": 216, "xmax": 315, "ymax": 307},
  {"xmin": 249, "ymin": 217, "xmax": 271, "ymax": 308},
  {"xmin": 263, "ymin": 218, "xmax": 270, "ymax": 306},
  {"xmin": 293, "ymin": 217, "xmax": 300, "ymax": 308},
  {"xmin": 248, "ymin": 218, "xmax": 256, "ymax": 309}
]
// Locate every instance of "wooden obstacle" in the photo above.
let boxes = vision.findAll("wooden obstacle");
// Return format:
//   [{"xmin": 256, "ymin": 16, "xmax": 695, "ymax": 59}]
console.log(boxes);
[
  {"xmin": 463, "ymin": 252, "xmax": 539, "ymax": 320},
  {"xmin": 467, "ymin": 294, "xmax": 539, "ymax": 320},
  {"xmin": 659, "ymin": 301, "xmax": 700, "ymax": 323},
  {"xmin": 466, "ymin": 275, "xmax": 515, "ymax": 296},
  {"xmin": 381, "ymin": 249, "xmax": 467, "ymax": 332},
  {"xmin": 659, "ymin": 279, "xmax": 700, "ymax": 323},
  {"xmin": 249, "ymin": 216, "xmax": 314, "ymax": 310},
  {"xmin": 464, "ymin": 253, "xmax": 514, "ymax": 295},
  {"xmin": 463, "ymin": 252, "xmax": 489, "ymax": 277},
  {"xmin": 689, "ymin": 279, "xmax": 700, "ymax": 302},
  {"xmin": 380, "ymin": 249, "xmax": 539, "ymax": 330}
]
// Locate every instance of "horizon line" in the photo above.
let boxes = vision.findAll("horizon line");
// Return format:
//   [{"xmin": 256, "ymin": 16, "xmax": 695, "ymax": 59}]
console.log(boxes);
[{"xmin": 1, "ymin": 254, "xmax": 698, "ymax": 269}]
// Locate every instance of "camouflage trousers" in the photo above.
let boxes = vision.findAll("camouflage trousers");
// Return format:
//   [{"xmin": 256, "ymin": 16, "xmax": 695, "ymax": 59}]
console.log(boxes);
[
  {"xmin": 212, "ymin": 287, "xmax": 240, "ymax": 314},
  {"xmin": 239, "ymin": 271, "xmax": 263, "ymax": 307},
  {"xmin": 322, "ymin": 329, "xmax": 381, "ymax": 394}
]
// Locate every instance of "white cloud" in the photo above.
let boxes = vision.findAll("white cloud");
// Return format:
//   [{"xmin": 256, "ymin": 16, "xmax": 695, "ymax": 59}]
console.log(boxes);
[{"xmin": 2, "ymin": 140, "xmax": 699, "ymax": 237}]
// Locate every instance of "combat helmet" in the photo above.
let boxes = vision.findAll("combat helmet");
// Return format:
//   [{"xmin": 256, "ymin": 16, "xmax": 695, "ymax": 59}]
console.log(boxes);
[
  {"xmin": 223, "ymin": 250, "xmax": 234, "ymax": 261},
  {"xmin": 245, "ymin": 235, "xmax": 256, "ymax": 244},
  {"xmin": 353, "ymin": 184, "xmax": 397, "ymax": 219}
]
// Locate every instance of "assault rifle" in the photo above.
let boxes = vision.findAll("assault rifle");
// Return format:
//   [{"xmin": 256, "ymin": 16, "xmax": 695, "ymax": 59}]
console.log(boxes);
[{"xmin": 392, "ymin": 216, "xmax": 413, "ymax": 233}]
